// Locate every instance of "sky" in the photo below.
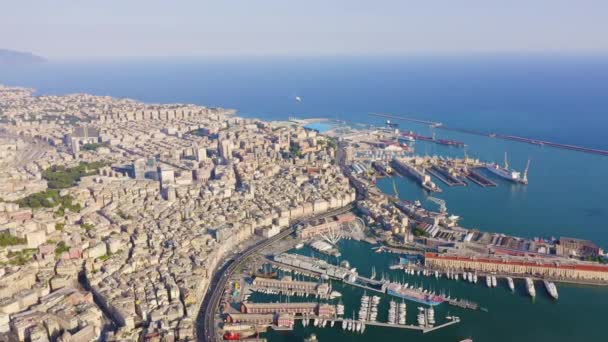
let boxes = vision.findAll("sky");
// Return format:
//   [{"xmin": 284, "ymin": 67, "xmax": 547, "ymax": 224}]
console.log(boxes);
[{"xmin": 2, "ymin": 0, "xmax": 608, "ymax": 59}]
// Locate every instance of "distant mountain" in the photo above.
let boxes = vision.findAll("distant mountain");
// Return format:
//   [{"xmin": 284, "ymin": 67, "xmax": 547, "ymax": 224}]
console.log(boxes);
[{"xmin": 0, "ymin": 49, "xmax": 46, "ymax": 64}]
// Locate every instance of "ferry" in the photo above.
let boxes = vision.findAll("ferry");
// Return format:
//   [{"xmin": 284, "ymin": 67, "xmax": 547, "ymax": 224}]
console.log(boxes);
[
  {"xmin": 543, "ymin": 280, "xmax": 559, "ymax": 300},
  {"xmin": 507, "ymin": 277, "xmax": 515, "ymax": 291},
  {"xmin": 525, "ymin": 278, "xmax": 536, "ymax": 298},
  {"xmin": 386, "ymin": 282, "xmax": 444, "ymax": 306},
  {"xmin": 485, "ymin": 152, "xmax": 529, "ymax": 184}
]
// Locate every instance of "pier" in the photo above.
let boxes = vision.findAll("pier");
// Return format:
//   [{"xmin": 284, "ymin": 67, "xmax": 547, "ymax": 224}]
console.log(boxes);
[
  {"xmin": 370, "ymin": 112, "xmax": 441, "ymax": 127},
  {"xmin": 294, "ymin": 315, "xmax": 461, "ymax": 334},
  {"xmin": 466, "ymin": 169, "xmax": 497, "ymax": 187},
  {"xmin": 428, "ymin": 166, "xmax": 467, "ymax": 187}
]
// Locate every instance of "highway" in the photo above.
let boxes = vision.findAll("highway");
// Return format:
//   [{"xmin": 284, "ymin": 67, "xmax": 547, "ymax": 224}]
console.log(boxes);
[{"xmin": 197, "ymin": 205, "xmax": 352, "ymax": 342}]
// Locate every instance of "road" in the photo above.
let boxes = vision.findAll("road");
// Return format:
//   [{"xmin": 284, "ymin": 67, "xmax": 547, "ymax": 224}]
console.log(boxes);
[{"xmin": 197, "ymin": 205, "xmax": 353, "ymax": 342}]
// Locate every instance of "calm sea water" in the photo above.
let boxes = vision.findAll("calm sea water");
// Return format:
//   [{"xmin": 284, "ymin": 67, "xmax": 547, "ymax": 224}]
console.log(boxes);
[{"xmin": 1, "ymin": 57, "xmax": 607, "ymax": 341}]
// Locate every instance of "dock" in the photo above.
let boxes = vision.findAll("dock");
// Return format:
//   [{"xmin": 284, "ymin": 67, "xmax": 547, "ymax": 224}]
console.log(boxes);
[
  {"xmin": 370, "ymin": 112, "xmax": 441, "ymax": 127},
  {"xmin": 466, "ymin": 169, "xmax": 497, "ymax": 187},
  {"xmin": 428, "ymin": 166, "xmax": 467, "ymax": 187},
  {"xmin": 446, "ymin": 298, "xmax": 479, "ymax": 311},
  {"xmin": 294, "ymin": 315, "xmax": 461, "ymax": 333}
]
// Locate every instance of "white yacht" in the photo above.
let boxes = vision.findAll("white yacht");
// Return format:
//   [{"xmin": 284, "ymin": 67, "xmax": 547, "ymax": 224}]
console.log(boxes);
[
  {"xmin": 543, "ymin": 280, "xmax": 559, "ymax": 300},
  {"xmin": 525, "ymin": 278, "xmax": 536, "ymax": 298},
  {"xmin": 507, "ymin": 277, "xmax": 515, "ymax": 291}
]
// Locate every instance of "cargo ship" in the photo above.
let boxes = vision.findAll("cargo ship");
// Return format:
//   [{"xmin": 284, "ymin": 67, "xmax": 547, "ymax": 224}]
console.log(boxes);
[
  {"xmin": 485, "ymin": 152, "xmax": 529, "ymax": 184},
  {"xmin": 386, "ymin": 282, "xmax": 444, "ymax": 306}
]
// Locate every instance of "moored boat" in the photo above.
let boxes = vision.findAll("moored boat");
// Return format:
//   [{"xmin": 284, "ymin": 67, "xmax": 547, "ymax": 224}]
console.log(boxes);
[
  {"xmin": 525, "ymin": 278, "xmax": 536, "ymax": 298},
  {"xmin": 543, "ymin": 280, "xmax": 559, "ymax": 300},
  {"xmin": 507, "ymin": 277, "xmax": 515, "ymax": 291}
]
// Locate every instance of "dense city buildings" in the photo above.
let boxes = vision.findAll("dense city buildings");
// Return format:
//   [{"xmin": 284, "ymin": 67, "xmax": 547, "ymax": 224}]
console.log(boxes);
[
  {"xmin": 1, "ymin": 84, "xmax": 607, "ymax": 342},
  {"xmin": 0, "ymin": 85, "xmax": 355, "ymax": 341}
]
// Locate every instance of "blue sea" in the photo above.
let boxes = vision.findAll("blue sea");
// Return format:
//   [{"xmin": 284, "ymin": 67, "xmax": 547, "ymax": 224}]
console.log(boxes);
[{"xmin": 2, "ymin": 56, "xmax": 608, "ymax": 341}]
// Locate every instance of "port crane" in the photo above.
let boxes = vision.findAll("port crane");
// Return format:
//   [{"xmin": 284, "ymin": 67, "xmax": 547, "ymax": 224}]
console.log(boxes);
[{"xmin": 427, "ymin": 196, "xmax": 447, "ymax": 214}]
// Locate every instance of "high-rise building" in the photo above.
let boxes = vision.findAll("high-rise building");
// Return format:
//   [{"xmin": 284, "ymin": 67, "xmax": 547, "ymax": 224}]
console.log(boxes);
[
  {"xmin": 336, "ymin": 142, "xmax": 354, "ymax": 165},
  {"xmin": 219, "ymin": 139, "xmax": 233, "ymax": 160},
  {"xmin": 70, "ymin": 138, "xmax": 80, "ymax": 155},
  {"xmin": 194, "ymin": 146, "xmax": 207, "ymax": 162},
  {"xmin": 157, "ymin": 166, "xmax": 175, "ymax": 188},
  {"xmin": 132, "ymin": 158, "xmax": 146, "ymax": 179}
]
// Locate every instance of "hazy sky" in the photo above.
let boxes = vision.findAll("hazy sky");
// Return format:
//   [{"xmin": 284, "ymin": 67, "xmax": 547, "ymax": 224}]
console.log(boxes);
[{"xmin": 2, "ymin": 0, "xmax": 607, "ymax": 59}]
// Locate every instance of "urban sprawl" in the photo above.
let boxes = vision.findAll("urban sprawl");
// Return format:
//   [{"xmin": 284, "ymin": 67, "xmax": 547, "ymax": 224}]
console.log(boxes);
[{"xmin": 0, "ymin": 84, "xmax": 606, "ymax": 342}]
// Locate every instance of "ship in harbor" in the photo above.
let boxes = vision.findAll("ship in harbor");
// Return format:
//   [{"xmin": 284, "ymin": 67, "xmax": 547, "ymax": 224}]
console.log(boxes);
[
  {"xmin": 386, "ymin": 282, "xmax": 444, "ymax": 306},
  {"xmin": 525, "ymin": 278, "xmax": 536, "ymax": 298},
  {"xmin": 507, "ymin": 277, "xmax": 515, "ymax": 292},
  {"xmin": 485, "ymin": 152, "xmax": 529, "ymax": 184},
  {"xmin": 543, "ymin": 280, "xmax": 559, "ymax": 300}
]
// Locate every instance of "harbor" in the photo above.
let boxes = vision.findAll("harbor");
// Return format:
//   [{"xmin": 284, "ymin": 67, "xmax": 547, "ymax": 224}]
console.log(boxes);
[
  {"xmin": 212, "ymin": 116, "xmax": 608, "ymax": 342},
  {"xmin": 369, "ymin": 112, "xmax": 608, "ymax": 157}
]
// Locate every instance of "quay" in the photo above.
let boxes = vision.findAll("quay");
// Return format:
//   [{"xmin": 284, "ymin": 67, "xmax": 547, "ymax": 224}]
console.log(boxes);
[
  {"xmin": 269, "ymin": 253, "xmax": 485, "ymax": 312},
  {"xmin": 266, "ymin": 257, "xmax": 386, "ymax": 294},
  {"xmin": 466, "ymin": 169, "xmax": 497, "ymax": 187},
  {"xmin": 293, "ymin": 315, "xmax": 461, "ymax": 334},
  {"xmin": 446, "ymin": 299, "xmax": 479, "ymax": 311},
  {"xmin": 390, "ymin": 159, "xmax": 442, "ymax": 192}
]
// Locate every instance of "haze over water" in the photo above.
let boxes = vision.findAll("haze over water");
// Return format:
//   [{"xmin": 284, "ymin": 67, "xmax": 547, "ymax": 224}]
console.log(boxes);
[{"xmin": 2, "ymin": 56, "xmax": 608, "ymax": 341}]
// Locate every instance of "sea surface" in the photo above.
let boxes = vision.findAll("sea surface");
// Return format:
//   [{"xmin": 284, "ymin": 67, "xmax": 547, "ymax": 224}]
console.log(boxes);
[{"xmin": 1, "ymin": 56, "xmax": 607, "ymax": 341}]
